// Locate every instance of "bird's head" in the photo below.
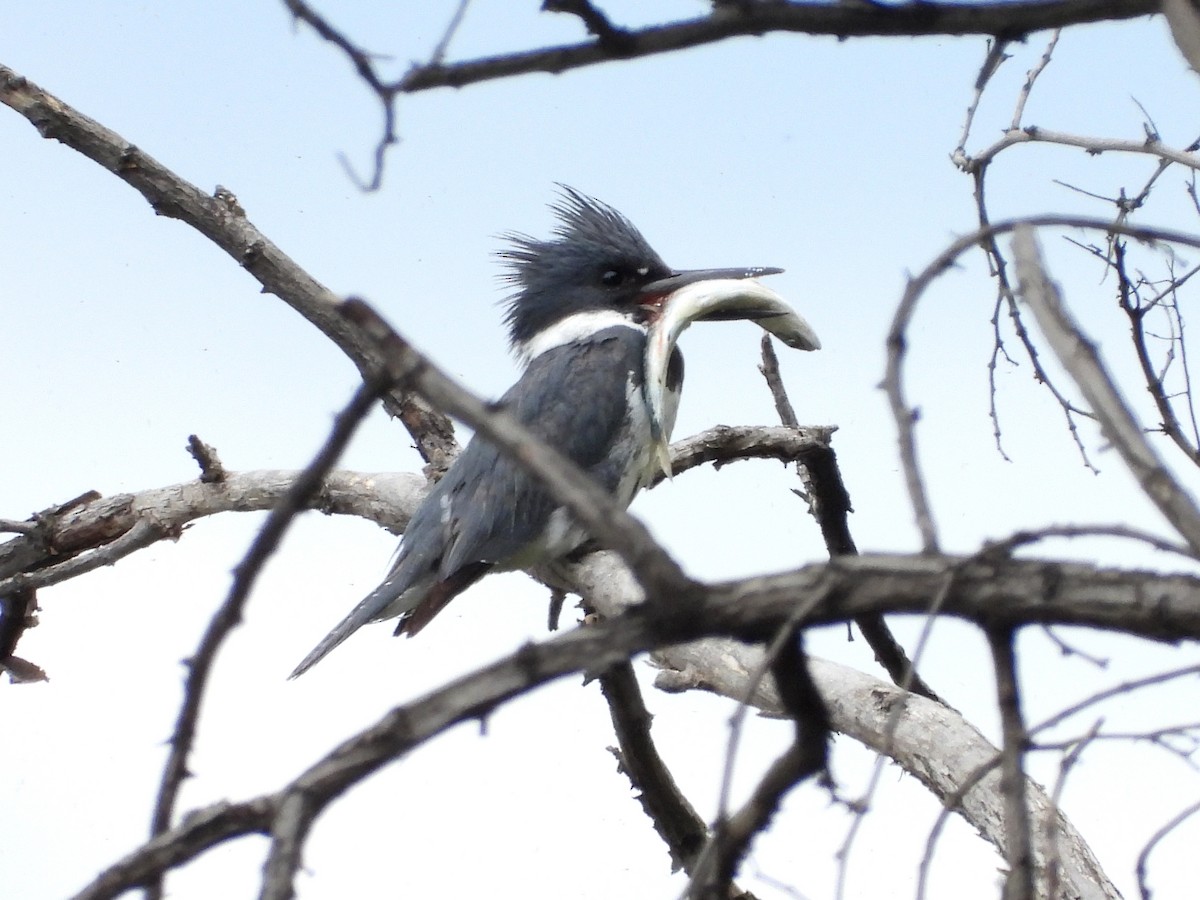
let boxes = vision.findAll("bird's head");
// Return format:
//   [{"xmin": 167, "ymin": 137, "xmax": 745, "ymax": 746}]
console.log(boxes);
[
  {"xmin": 499, "ymin": 187, "xmax": 791, "ymax": 355},
  {"xmin": 498, "ymin": 186, "xmax": 674, "ymax": 352},
  {"xmin": 498, "ymin": 187, "xmax": 819, "ymax": 367}
]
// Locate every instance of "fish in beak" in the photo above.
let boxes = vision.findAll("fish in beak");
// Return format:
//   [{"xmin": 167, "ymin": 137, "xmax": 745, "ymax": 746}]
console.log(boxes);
[{"xmin": 642, "ymin": 272, "xmax": 819, "ymax": 477}]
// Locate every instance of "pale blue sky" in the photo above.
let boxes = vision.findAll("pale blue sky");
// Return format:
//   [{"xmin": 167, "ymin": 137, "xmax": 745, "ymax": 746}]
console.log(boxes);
[{"xmin": 4, "ymin": 4, "xmax": 1200, "ymax": 898}]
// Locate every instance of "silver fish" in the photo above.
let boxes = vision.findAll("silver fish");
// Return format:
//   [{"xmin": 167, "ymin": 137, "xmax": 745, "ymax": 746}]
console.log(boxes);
[{"xmin": 645, "ymin": 278, "xmax": 820, "ymax": 476}]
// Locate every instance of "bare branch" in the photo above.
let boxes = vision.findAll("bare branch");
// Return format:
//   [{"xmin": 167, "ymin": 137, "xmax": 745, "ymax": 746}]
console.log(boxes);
[
  {"xmin": 71, "ymin": 798, "xmax": 279, "ymax": 900},
  {"xmin": 1009, "ymin": 30, "xmax": 1060, "ymax": 131},
  {"xmin": 429, "ymin": 0, "xmax": 472, "ymax": 65},
  {"xmin": 280, "ymin": 0, "xmax": 399, "ymax": 191},
  {"xmin": 760, "ymin": 336, "xmax": 944, "ymax": 703},
  {"xmin": 0, "ymin": 64, "xmax": 457, "ymax": 471},
  {"xmin": 886, "ymin": 214, "xmax": 1200, "ymax": 555},
  {"xmin": 951, "ymin": 37, "xmax": 1011, "ymax": 165},
  {"xmin": 1113, "ymin": 245, "xmax": 1200, "ymax": 466},
  {"xmin": 393, "ymin": 1, "xmax": 1157, "ymax": 94},
  {"xmin": 652, "ymin": 423, "xmax": 837, "ymax": 486},
  {"xmin": 1136, "ymin": 798, "xmax": 1200, "ymax": 899},
  {"xmin": 0, "ymin": 517, "xmax": 167, "ymax": 598},
  {"xmin": 0, "ymin": 471, "xmax": 428, "ymax": 594},
  {"xmin": 147, "ymin": 376, "xmax": 390, "ymax": 900},
  {"xmin": 1032, "ymin": 663, "xmax": 1200, "ymax": 736},
  {"xmin": 969, "ymin": 126, "xmax": 1200, "ymax": 175},
  {"xmin": 757, "ymin": 335, "xmax": 802, "ymax": 429},
  {"xmin": 186, "ymin": 434, "xmax": 227, "ymax": 484},
  {"xmin": 1012, "ymin": 226, "xmax": 1200, "ymax": 553},
  {"xmin": 690, "ymin": 627, "xmax": 830, "ymax": 898},
  {"xmin": 980, "ymin": 523, "xmax": 1196, "ymax": 560},
  {"xmin": 598, "ymin": 662, "xmax": 718, "ymax": 882},
  {"xmin": 968, "ymin": 169, "xmax": 1100, "ymax": 473},
  {"xmin": 987, "ymin": 625, "xmax": 1034, "ymax": 899}
]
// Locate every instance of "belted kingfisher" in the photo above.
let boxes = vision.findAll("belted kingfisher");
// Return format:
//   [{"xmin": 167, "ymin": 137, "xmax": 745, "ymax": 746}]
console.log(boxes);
[{"xmin": 290, "ymin": 188, "xmax": 819, "ymax": 678}]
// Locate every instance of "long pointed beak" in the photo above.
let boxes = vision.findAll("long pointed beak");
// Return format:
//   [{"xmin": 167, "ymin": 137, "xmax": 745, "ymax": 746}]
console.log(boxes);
[
  {"xmin": 643, "ymin": 274, "xmax": 820, "ymax": 479},
  {"xmin": 640, "ymin": 266, "xmax": 784, "ymax": 298}
]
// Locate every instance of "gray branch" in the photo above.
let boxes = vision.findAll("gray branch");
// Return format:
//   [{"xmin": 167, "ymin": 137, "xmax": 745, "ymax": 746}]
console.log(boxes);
[
  {"xmin": 395, "ymin": 1, "xmax": 1158, "ymax": 94},
  {"xmin": 0, "ymin": 64, "xmax": 458, "ymax": 471},
  {"xmin": 1012, "ymin": 226, "xmax": 1200, "ymax": 553}
]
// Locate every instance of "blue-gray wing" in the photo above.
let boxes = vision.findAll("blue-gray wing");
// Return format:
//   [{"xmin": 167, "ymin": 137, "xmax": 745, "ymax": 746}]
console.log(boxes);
[
  {"xmin": 406, "ymin": 326, "xmax": 649, "ymax": 580},
  {"xmin": 289, "ymin": 326, "xmax": 661, "ymax": 678}
]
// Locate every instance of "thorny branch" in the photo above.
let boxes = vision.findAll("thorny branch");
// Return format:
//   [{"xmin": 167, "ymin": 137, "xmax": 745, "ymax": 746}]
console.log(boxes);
[
  {"xmin": 954, "ymin": 31, "xmax": 1100, "ymax": 470},
  {"xmin": 145, "ymin": 375, "xmax": 392, "ymax": 900},
  {"xmin": 597, "ymin": 663, "xmax": 721, "ymax": 884},
  {"xmin": 760, "ymin": 337, "xmax": 944, "ymax": 704},
  {"xmin": 1111, "ymin": 241, "xmax": 1200, "ymax": 465}
]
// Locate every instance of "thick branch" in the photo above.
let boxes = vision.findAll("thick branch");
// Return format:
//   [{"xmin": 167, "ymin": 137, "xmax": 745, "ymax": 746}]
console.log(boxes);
[
  {"xmin": 0, "ymin": 424, "xmax": 823, "ymax": 603},
  {"xmin": 72, "ymin": 566, "xmax": 1128, "ymax": 900},
  {"xmin": 0, "ymin": 470, "xmax": 428, "ymax": 591},
  {"xmin": 571, "ymin": 551, "xmax": 1118, "ymax": 900},
  {"xmin": 396, "ymin": 1, "xmax": 1158, "ymax": 93},
  {"xmin": 0, "ymin": 64, "xmax": 457, "ymax": 471}
]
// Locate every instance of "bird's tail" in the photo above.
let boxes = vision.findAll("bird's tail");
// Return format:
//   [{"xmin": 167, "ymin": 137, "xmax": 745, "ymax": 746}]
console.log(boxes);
[{"xmin": 288, "ymin": 578, "xmax": 416, "ymax": 679}]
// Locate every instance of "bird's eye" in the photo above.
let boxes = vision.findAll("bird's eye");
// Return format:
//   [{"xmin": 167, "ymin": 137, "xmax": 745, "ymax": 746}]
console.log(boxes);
[{"xmin": 600, "ymin": 269, "xmax": 625, "ymax": 288}]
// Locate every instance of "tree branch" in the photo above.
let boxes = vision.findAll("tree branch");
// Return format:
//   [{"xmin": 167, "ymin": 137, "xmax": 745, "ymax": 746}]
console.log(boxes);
[
  {"xmin": 597, "ymin": 662, "xmax": 719, "ymax": 881},
  {"xmin": 395, "ymin": 1, "xmax": 1158, "ymax": 94},
  {"xmin": 987, "ymin": 625, "xmax": 1035, "ymax": 900},
  {"xmin": 70, "ymin": 562, "xmax": 1136, "ymax": 900},
  {"xmin": 760, "ymin": 336, "xmax": 945, "ymax": 703},
  {"xmin": 885, "ymin": 215, "xmax": 1200, "ymax": 554},
  {"xmin": 1012, "ymin": 226, "xmax": 1200, "ymax": 554},
  {"xmin": 688, "ymin": 626, "xmax": 831, "ymax": 898},
  {"xmin": 0, "ymin": 63, "xmax": 458, "ymax": 472},
  {"xmin": 0, "ymin": 423, "xmax": 827, "ymax": 622},
  {"xmin": 0, "ymin": 471, "xmax": 428, "ymax": 591},
  {"xmin": 145, "ymin": 376, "xmax": 390, "ymax": 900}
]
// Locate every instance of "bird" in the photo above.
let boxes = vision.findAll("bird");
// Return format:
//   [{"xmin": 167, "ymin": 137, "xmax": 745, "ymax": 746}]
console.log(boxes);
[{"xmin": 289, "ymin": 187, "xmax": 818, "ymax": 678}]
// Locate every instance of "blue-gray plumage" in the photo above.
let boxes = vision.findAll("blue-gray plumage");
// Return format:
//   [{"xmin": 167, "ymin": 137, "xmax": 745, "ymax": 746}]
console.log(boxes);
[{"xmin": 289, "ymin": 188, "xmax": 802, "ymax": 678}]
